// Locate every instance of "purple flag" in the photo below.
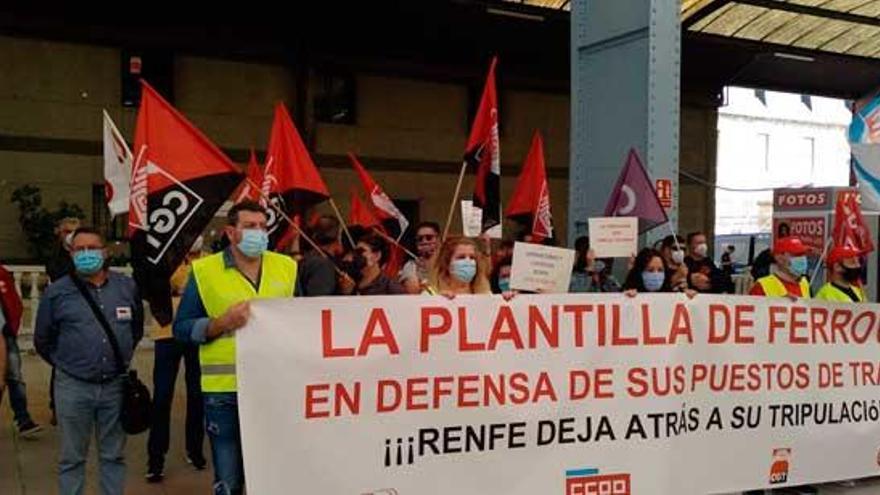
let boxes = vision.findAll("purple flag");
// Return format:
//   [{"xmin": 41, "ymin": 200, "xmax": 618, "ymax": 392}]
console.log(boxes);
[{"xmin": 603, "ymin": 148, "xmax": 669, "ymax": 233}]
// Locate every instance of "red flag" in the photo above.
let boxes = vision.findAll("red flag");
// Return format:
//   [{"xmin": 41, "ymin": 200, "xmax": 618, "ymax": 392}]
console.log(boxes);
[
  {"xmin": 603, "ymin": 148, "xmax": 668, "ymax": 233},
  {"xmin": 349, "ymin": 189, "xmax": 404, "ymax": 277},
  {"xmin": 467, "ymin": 57, "xmax": 501, "ymax": 233},
  {"xmin": 348, "ymin": 153, "xmax": 409, "ymax": 237},
  {"xmin": 833, "ymin": 190, "xmax": 875, "ymax": 254},
  {"xmin": 349, "ymin": 188, "xmax": 380, "ymax": 229},
  {"xmin": 384, "ymin": 241, "xmax": 404, "ymax": 279},
  {"xmin": 231, "ymin": 149, "xmax": 263, "ymax": 203},
  {"xmin": 264, "ymin": 102, "xmax": 329, "ymax": 247},
  {"xmin": 275, "ymin": 215, "xmax": 301, "ymax": 254},
  {"xmin": 505, "ymin": 131, "xmax": 553, "ymax": 241},
  {"xmin": 128, "ymin": 81, "xmax": 243, "ymax": 324}
]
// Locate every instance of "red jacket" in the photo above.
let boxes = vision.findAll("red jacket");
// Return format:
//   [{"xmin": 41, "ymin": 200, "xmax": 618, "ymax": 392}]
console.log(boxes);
[{"xmin": 0, "ymin": 265, "xmax": 23, "ymax": 336}]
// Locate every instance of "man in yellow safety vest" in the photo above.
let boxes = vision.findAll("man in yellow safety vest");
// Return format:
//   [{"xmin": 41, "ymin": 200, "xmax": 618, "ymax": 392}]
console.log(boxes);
[
  {"xmin": 174, "ymin": 200, "xmax": 297, "ymax": 495},
  {"xmin": 749, "ymin": 237, "xmax": 811, "ymax": 299},
  {"xmin": 816, "ymin": 246, "xmax": 866, "ymax": 303}
]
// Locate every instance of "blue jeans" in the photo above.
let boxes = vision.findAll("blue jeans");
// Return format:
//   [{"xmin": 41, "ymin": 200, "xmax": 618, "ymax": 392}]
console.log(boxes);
[
  {"xmin": 2, "ymin": 334, "xmax": 35, "ymax": 425},
  {"xmin": 54, "ymin": 368, "xmax": 125, "ymax": 495},
  {"xmin": 205, "ymin": 392, "xmax": 243, "ymax": 495},
  {"xmin": 147, "ymin": 338, "xmax": 204, "ymax": 466}
]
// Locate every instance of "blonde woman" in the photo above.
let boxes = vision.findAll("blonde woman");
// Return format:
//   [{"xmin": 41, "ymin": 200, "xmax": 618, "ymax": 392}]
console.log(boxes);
[{"xmin": 427, "ymin": 237, "xmax": 492, "ymax": 298}]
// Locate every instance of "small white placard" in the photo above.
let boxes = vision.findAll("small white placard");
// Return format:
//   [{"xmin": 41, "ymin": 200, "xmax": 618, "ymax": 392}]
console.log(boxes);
[
  {"xmin": 588, "ymin": 216, "xmax": 638, "ymax": 258},
  {"xmin": 461, "ymin": 200, "xmax": 502, "ymax": 238},
  {"xmin": 509, "ymin": 241, "xmax": 575, "ymax": 293}
]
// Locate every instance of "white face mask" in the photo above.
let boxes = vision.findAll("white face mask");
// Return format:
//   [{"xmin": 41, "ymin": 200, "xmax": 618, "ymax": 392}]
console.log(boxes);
[
  {"xmin": 671, "ymin": 249, "xmax": 685, "ymax": 265},
  {"xmin": 694, "ymin": 243, "xmax": 708, "ymax": 257}
]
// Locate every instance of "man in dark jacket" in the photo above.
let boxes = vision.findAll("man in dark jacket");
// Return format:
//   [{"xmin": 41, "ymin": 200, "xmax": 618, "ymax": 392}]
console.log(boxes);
[{"xmin": 684, "ymin": 231, "xmax": 732, "ymax": 294}]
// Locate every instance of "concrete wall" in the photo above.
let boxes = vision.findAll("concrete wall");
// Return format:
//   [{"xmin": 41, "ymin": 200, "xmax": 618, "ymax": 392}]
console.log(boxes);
[
  {"xmin": 679, "ymin": 101, "xmax": 719, "ymax": 242},
  {"xmin": 0, "ymin": 34, "xmax": 715, "ymax": 261}
]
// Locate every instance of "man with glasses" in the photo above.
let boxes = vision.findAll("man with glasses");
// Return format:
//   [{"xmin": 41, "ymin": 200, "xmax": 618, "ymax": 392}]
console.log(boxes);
[
  {"xmin": 400, "ymin": 221, "xmax": 440, "ymax": 294},
  {"xmin": 35, "ymin": 226, "xmax": 144, "ymax": 494}
]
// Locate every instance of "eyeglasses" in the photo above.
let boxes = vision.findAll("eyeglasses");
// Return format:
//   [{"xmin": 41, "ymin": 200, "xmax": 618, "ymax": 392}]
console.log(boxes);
[{"xmin": 416, "ymin": 234, "xmax": 437, "ymax": 242}]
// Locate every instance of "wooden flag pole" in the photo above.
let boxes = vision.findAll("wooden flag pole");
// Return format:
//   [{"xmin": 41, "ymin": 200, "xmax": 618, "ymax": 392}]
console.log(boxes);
[
  {"xmin": 371, "ymin": 227, "xmax": 418, "ymax": 260},
  {"xmin": 245, "ymin": 178, "xmax": 324, "ymax": 258},
  {"xmin": 442, "ymin": 161, "xmax": 468, "ymax": 242},
  {"xmin": 328, "ymin": 197, "xmax": 356, "ymax": 247}
]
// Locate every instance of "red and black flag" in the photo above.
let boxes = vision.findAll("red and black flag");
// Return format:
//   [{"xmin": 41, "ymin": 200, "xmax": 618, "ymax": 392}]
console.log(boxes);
[
  {"xmin": 506, "ymin": 130, "xmax": 553, "ymax": 241},
  {"xmin": 467, "ymin": 57, "xmax": 501, "ymax": 233},
  {"xmin": 348, "ymin": 152, "xmax": 409, "ymax": 239},
  {"xmin": 263, "ymin": 103, "xmax": 329, "ymax": 248},
  {"xmin": 231, "ymin": 148, "xmax": 263, "ymax": 203},
  {"xmin": 128, "ymin": 81, "xmax": 243, "ymax": 325}
]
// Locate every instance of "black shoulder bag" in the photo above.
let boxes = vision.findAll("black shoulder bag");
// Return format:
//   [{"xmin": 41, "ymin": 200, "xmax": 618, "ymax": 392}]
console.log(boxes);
[{"xmin": 71, "ymin": 275, "xmax": 152, "ymax": 435}]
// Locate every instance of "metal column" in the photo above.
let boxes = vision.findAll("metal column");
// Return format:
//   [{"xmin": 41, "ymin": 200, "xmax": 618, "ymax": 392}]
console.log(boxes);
[{"xmin": 569, "ymin": 0, "xmax": 681, "ymax": 246}]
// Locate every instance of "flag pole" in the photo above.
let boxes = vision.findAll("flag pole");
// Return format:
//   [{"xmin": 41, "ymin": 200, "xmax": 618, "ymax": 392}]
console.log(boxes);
[
  {"xmin": 371, "ymin": 227, "xmax": 418, "ymax": 260},
  {"xmin": 666, "ymin": 221, "xmax": 682, "ymax": 252},
  {"xmin": 442, "ymin": 161, "xmax": 468, "ymax": 241},
  {"xmin": 810, "ymin": 233, "xmax": 833, "ymax": 287},
  {"xmin": 328, "ymin": 197, "xmax": 356, "ymax": 247},
  {"xmin": 245, "ymin": 178, "xmax": 325, "ymax": 258},
  {"xmin": 247, "ymin": 179, "xmax": 357, "ymax": 283}
]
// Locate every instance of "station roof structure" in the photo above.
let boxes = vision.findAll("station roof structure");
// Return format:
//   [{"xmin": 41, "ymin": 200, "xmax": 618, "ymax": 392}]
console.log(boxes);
[{"xmin": 504, "ymin": 0, "xmax": 880, "ymax": 98}]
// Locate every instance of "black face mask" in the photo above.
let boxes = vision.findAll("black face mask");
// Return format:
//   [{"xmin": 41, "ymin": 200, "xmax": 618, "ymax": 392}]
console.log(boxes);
[
  {"xmin": 340, "ymin": 254, "xmax": 367, "ymax": 282},
  {"xmin": 842, "ymin": 266, "xmax": 862, "ymax": 283}
]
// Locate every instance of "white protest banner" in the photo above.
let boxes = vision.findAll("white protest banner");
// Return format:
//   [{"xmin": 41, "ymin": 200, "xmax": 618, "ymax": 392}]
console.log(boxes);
[
  {"xmin": 509, "ymin": 241, "xmax": 575, "ymax": 293},
  {"xmin": 461, "ymin": 199, "xmax": 502, "ymax": 238},
  {"xmin": 238, "ymin": 295, "xmax": 880, "ymax": 495},
  {"xmin": 588, "ymin": 216, "xmax": 638, "ymax": 258}
]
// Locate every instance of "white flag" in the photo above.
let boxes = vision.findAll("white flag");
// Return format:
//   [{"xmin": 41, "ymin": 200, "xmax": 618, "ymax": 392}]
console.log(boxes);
[{"xmin": 102, "ymin": 110, "xmax": 133, "ymax": 216}]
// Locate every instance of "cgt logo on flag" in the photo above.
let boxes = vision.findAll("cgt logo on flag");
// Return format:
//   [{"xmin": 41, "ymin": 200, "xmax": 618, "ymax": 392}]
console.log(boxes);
[
  {"xmin": 769, "ymin": 448, "xmax": 791, "ymax": 485},
  {"xmin": 129, "ymin": 160, "xmax": 204, "ymax": 265},
  {"xmin": 565, "ymin": 467, "xmax": 631, "ymax": 495}
]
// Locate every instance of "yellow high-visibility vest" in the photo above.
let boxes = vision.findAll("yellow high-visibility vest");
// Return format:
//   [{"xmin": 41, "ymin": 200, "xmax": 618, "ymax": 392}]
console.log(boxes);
[
  {"xmin": 192, "ymin": 251, "xmax": 296, "ymax": 393},
  {"xmin": 815, "ymin": 282, "xmax": 865, "ymax": 303},
  {"xmin": 756, "ymin": 274, "xmax": 811, "ymax": 299}
]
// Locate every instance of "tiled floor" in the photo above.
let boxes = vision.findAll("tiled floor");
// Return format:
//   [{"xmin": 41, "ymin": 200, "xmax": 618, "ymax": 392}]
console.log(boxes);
[{"xmin": 1, "ymin": 348, "xmax": 212, "ymax": 494}]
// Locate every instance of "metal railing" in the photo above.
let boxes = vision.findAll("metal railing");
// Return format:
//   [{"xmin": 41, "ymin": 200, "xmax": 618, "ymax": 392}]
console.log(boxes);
[{"xmin": 6, "ymin": 264, "xmax": 134, "ymax": 338}]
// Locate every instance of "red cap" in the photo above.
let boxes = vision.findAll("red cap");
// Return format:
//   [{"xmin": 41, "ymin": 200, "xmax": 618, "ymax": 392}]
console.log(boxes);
[
  {"xmin": 827, "ymin": 246, "xmax": 861, "ymax": 266},
  {"xmin": 773, "ymin": 237, "xmax": 808, "ymax": 256}
]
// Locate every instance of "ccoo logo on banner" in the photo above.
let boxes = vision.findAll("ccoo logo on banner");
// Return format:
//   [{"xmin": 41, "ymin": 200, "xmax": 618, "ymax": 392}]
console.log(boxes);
[
  {"xmin": 129, "ymin": 160, "xmax": 204, "ymax": 265},
  {"xmin": 565, "ymin": 467, "xmax": 631, "ymax": 495}
]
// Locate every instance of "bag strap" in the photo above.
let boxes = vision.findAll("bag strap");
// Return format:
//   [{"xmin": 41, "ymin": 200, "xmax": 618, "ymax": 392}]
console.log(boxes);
[{"xmin": 70, "ymin": 275, "xmax": 126, "ymax": 375}]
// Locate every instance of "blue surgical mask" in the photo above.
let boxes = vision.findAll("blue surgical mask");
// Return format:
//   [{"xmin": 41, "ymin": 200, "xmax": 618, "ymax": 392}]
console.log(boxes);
[
  {"xmin": 789, "ymin": 256, "xmax": 808, "ymax": 277},
  {"xmin": 641, "ymin": 271, "xmax": 665, "ymax": 292},
  {"xmin": 450, "ymin": 258, "xmax": 477, "ymax": 283},
  {"xmin": 73, "ymin": 249, "xmax": 104, "ymax": 275},
  {"xmin": 498, "ymin": 277, "xmax": 511, "ymax": 293},
  {"xmin": 238, "ymin": 229, "xmax": 268, "ymax": 258}
]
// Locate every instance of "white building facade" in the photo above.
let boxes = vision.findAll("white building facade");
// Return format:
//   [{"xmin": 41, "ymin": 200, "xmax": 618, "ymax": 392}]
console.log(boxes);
[{"xmin": 715, "ymin": 86, "xmax": 852, "ymax": 235}]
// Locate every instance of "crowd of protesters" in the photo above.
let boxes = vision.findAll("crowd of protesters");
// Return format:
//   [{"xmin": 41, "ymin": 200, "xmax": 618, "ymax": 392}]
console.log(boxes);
[{"xmin": 0, "ymin": 201, "xmax": 868, "ymax": 495}]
